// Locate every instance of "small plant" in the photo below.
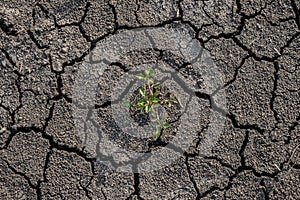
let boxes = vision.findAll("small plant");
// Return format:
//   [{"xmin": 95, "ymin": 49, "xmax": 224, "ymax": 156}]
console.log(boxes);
[{"xmin": 124, "ymin": 69, "xmax": 177, "ymax": 140}]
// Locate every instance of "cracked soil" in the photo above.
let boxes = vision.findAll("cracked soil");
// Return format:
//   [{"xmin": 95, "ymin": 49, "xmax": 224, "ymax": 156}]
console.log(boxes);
[{"xmin": 0, "ymin": 0, "xmax": 299, "ymax": 199}]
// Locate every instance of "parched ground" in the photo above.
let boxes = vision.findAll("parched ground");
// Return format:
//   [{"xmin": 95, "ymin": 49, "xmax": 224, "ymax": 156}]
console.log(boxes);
[{"xmin": 0, "ymin": 0, "xmax": 299, "ymax": 199}]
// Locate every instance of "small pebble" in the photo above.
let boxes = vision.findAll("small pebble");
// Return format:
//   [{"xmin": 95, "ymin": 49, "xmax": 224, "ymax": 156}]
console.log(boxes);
[{"xmin": 0, "ymin": 127, "xmax": 7, "ymax": 134}]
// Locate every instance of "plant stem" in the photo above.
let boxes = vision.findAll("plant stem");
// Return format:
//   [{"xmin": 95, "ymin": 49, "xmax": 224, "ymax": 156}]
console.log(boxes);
[
  {"xmin": 147, "ymin": 80, "xmax": 153, "ymax": 97},
  {"xmin": 154, "ymin": 107, "xmax": 162, "ymax": 139}
]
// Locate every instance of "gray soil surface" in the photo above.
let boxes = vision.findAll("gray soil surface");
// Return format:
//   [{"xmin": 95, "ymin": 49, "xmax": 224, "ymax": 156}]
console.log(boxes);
[{"xmin": 0, "ymin": 0, "xmax": 299, "ymax": 199}]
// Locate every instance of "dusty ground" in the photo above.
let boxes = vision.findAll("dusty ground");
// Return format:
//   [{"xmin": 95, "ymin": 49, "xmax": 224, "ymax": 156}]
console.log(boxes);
[{"xmin": 0, "ymin": 0, "xmax": 299, "ymax": 199}]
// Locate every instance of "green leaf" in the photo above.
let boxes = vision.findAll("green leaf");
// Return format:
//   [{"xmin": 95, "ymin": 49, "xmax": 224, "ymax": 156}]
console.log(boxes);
[
  {"xmin": 168, "ymin": 103, "xmax": 172, "ymax": 107},
  {"xmin": 138, "ymin": 105, "xmax": 145, "ymax": 110},
  {"xmin": 136, "ymin": 73, "xmax": 145, "ymax": 79},
  {"xmin": 155, "ymin": 128, "xmax": 161, "ymax": 140},
  {"xmin": 139, "ymin": 88, "xmax": 145, "ymax": 96},
  {"xmin": 153, "ymin": 91, "xmax": 159, "ymax": 97},
  {"xmin": 152, "ymin": 97, "xmax": 159, "ymax": 103},
  {"xmin": 148, "ymin": 78, "xmax": 154, "ymax": 83},
  {"xmin": 153, "ymin": 83, "xmax": 160, "ymax": 89},
  {"xmin": 145, "ymin": 70, "xmax": 149, "ymax": 77},
  {"xmin": 123, "ymin": 101, "xmax": 131, "ymax": 106},
  {"xmin": 149, "ymin": 69, "xmax": 155, "ymax": 77},
  {"xmin": 163, "ymin": 123, "xmax": 170, "ymax": 128},
  {"xmin": 138, "ymin": 99, "xmax": 147, "ymax": 105},
  {"xmin": 145, "ymin": 105, "xmax": 151, "ymax": 113}
]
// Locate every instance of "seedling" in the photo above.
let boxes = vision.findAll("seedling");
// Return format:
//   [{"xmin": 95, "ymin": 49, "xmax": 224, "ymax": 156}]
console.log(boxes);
[{"xmin": 124, "ymin": 69, "xmax": 177, "ymax": 140}]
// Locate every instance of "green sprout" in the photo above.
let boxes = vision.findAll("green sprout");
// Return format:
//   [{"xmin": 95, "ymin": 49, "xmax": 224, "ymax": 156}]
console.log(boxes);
[{"xmin": 124, "ymin": 69, "xmax": 177, "ymax": 140}]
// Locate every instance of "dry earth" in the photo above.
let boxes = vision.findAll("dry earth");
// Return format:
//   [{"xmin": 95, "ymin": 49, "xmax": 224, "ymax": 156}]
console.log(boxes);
[{"xmin": 0, "ymin": 0, "xmax": 299, "ymax": 199}]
